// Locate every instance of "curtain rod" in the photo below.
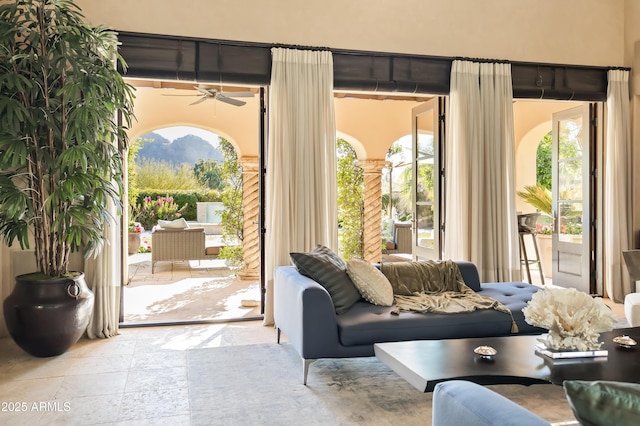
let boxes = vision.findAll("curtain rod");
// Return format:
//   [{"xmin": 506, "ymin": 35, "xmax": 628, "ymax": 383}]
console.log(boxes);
[
  {"xmin": 271, "ymin": 43, "xmax": 330, "ymax": 52},
  {"xmin": 453, "ymin": 56, "xmax": 510, "ymax": 64}
]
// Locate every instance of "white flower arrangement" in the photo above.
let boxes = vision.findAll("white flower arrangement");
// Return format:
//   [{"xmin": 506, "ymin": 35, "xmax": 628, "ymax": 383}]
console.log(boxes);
[{"xmin": 523, "ymin": 287, "xmax": 617, "ymax": 351}]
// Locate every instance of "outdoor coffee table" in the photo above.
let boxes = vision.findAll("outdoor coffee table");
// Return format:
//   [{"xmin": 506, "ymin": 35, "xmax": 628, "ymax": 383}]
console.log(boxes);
[{"xmin": 374, "ymin": 327, "xmax": 640, "ymax": 392}]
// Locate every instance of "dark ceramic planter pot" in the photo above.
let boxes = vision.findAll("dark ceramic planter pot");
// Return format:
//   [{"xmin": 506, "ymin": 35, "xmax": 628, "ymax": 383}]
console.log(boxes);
[{"xmin": 3, "ymin": 273, "xmax": 94, "ymax": 357}]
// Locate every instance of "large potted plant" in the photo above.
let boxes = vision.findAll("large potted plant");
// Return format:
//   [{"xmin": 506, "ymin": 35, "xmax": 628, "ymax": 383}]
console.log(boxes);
[{"xmin": 0, "ymin": 0, "xmax": 134, "ymax": 356}]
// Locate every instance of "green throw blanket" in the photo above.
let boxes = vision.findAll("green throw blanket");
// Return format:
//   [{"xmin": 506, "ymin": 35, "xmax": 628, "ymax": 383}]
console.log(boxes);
[{"xmin": 380, "ymin": 260, "xmax": 518, "ymax": 333}]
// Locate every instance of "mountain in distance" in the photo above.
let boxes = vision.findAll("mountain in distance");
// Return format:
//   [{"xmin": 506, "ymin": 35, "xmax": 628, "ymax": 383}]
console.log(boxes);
[{"xmin": 136, "ymin": 132, "xmax": 223, "ymax": 165}]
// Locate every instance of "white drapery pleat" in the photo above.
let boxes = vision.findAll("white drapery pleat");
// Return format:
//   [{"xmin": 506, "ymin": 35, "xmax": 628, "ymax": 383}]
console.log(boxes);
[
  {"xmin": 263, "ymin": 48, "xmax": 337, "ymax": 325},
  {"xmin": 84, "ymin": 199, "xmax": 120, "ymax": 338},
  {"xmin": 445, "ymin": 61, "xmax": 520, "ymax": 282},
  {"xmin": 604, "ymin": 70, "xmax": 633, "ymax": 302}
]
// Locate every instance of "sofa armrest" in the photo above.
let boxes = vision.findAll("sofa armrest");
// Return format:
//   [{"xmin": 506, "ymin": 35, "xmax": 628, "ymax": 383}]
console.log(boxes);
[
  {"xmin": 274, "ymin": 266, "xmax": 342, "ymax": 359},
  {"xmin": 433, "ymin": 380, "xmax": 550, "ymax": 426},
  {"xmin": 455, "ymin": 260, "xmax": 482, "ymax": 292}
]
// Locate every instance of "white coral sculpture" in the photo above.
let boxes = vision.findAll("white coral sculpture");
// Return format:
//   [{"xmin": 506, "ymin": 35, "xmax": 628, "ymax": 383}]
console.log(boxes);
[{"xmin": 523, "ymin": 288, "xmax": 617, "ymax": 351}]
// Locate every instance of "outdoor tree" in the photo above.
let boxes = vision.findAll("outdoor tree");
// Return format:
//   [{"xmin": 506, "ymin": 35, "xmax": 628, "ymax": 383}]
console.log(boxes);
[
  {"xmin": 337, "ymin": 138, "xmax": 364, "ymax": 260},
  {"xmin": 218, "ymin": 138, "xmax": 244, "ymax": 266},
  {"xmin": 385, "ymin": 139, "xmax": 413, "ymax": 222},
  {"xmin": 194, "ymin": 159, "xmax": 224, "ymax": 191},
  {"xmin": 535, "ymin": 128, "xmax": 583, "ymax": 232},
  {"xmin": 127, "ymin": 138, "xmax": 143, "ymax": 210},
  {"xmin": 536, "ymin": 132, "xmax": 552, "ymax": 190},
  {"xmin": 536, "ymin": 129, "xmax": 581, "ymax": 192}
]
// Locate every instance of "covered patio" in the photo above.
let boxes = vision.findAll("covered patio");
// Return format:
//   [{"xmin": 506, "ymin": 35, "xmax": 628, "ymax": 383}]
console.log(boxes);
[{"xmin": 124, "ymin": 232, "xmax": 260, "ymax": 324}]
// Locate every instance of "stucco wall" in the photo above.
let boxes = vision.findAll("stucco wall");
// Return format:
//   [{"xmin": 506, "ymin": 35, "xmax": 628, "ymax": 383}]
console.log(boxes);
[
  {"xmin": 84, "ymin": 0, "xmax": 634, "ymax": 254},
  {"xmin": 77, "ymin": 0, "xmax": 624, "ymax": 67}
]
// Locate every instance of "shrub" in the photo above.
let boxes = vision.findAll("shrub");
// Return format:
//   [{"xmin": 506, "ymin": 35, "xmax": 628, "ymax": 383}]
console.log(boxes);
[
  {"xmin": 133, "ymin": 195, "xmax": 187, "ymax": 230},
  {"xmin": 135, "ymin": 159, "xmax": 204, "ymax": 190}
]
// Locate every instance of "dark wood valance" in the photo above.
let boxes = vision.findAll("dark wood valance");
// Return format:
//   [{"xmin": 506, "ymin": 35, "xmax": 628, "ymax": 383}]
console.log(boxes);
[{"xmin": 117, "ymin": 31, "xmax": 618, "ymax": 101}]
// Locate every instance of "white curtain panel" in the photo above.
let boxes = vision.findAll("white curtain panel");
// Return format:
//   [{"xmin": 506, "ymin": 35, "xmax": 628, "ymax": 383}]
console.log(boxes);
[
  {"xmin": 445, "ymin": 61, "xmax": 520, "ymax": 282},
  {"xmin": 604, "ymin": 69, "xmax": 633, "ymax": 302},
  {"xmin": 84, "ymin": 200, "xmax": 120, "ymax": 338},
  {"xmin": 445, "ymin": 61, "xmax": 480, "ymax": 263},
  {"xmin": 264, "ymin": 48, "xmax": 337, "ymax": 325}
]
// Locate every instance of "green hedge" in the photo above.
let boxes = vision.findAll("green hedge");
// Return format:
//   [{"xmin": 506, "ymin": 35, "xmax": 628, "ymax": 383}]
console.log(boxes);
[{"xmin": 135, "ymin": 189, "xmax": 221, "ymax": 221}]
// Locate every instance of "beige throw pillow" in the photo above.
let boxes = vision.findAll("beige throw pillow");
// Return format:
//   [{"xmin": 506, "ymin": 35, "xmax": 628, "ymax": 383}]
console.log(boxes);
[{"xmin": 346, "ymin": 258, "xmax": 394, "ymax": 306}]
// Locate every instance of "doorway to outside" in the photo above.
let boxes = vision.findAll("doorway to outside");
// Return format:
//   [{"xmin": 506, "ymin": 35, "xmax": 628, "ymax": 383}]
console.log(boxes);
[
  {"xmin": 121, "ymin": 79, "xmax": 264, "ymax": 325},
  {"xmin": 380, "ymin": 98, "xmax": 602, "ymax": 293},
  {"xmin": 514, "ymin": 101, "xmax": 602, "ymax": 295}
]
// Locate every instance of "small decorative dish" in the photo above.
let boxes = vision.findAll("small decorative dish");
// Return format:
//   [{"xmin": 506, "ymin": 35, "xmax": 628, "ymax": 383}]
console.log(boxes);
[
  {"xmin": 474, "ymin": 345, "xmax": 497, "ymax": 359},
  {"xmin": 613, "ymin": 335, "xmax": 637, "ymax": 349}
]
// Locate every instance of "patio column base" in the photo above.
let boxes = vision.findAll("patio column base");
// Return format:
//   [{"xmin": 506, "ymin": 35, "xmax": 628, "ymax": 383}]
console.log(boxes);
[{"xmin": 237, "ymin": 269, "xmax": 260, "ymax": 281}]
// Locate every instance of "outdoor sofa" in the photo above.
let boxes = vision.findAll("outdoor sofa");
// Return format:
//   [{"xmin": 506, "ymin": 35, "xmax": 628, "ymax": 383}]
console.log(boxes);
[
  {"xmin": 151, "ymin": 227, "xmax": 221, "ymax": 273},
  {"xmin": 274, "ymin": 257, "xmax": 544, "ymax": 384}
]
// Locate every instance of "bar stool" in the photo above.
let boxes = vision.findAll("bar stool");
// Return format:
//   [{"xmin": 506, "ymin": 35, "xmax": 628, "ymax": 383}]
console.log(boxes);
[{"xmin": 518, "ymin": 213, "xmax": 545, "ymax": 285}]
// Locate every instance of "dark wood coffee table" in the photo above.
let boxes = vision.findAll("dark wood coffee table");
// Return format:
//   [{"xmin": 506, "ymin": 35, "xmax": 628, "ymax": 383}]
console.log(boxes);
[{"xmin": 374, "ymin": 327, "xmax": 640, "ymax": 392}]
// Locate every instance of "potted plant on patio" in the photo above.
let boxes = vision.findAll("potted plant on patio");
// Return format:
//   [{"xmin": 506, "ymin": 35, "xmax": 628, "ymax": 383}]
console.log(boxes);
[
  {"xmin": 0, "ymin": 0, "xmax": 134, "ymax": 356},
  {"xmin": 128, "ymin": 222, "xmax": 144, "ymax": 254},
  {"xmin": 517, "ymin": 184, "xmax": 553, "ymax": 278}
]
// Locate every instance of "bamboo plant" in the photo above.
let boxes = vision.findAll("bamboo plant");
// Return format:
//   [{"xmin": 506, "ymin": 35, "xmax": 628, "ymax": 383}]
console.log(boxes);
[{"xmin": 0, "ymin": 0, "xmax": 135, "ymax": 277}]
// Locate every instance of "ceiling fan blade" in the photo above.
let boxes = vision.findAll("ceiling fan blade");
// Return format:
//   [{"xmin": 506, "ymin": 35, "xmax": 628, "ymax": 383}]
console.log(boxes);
[
  {"xmin": 194, "ymin": 86, "xmax": 216, "ymax": 97},
  {"xmin": 189, "ymin": 96, "xmax": 209, "ymax": 106},
  {"xmin": 216, "ymin": 95, "xmax": 246, "ymax": 106},
  {"xmin": 219, "ymin": 91, "xmax": 254, "ymax": 98}
]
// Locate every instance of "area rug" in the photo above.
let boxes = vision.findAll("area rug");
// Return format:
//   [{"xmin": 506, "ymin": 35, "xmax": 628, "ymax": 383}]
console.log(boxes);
[{"xmin": 187, "ymin": 343, "xmax": 575, "ymax": 425}]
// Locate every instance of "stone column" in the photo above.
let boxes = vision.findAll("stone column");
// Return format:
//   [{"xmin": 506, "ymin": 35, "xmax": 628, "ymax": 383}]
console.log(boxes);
[
  {"xmin": 237, "ymin": 156, "xmax": 260, "ymax": 281},
  {"xmin": 359, "ymin": 160, "xmax": 388, "ymax": 264}
]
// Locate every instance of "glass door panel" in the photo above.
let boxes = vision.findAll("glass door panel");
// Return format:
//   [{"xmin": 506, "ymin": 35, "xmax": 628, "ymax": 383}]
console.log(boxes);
[
  {"xmin": 551, "ymin": 104, "xmax": 593, "ymax": 293},
  {"xmin": 411, "ymin": 98, "xmax": 444, "ymax": 261},
  {"xmin": 416, "ymin": 204, "xmax": 435, "ymax": 250}
]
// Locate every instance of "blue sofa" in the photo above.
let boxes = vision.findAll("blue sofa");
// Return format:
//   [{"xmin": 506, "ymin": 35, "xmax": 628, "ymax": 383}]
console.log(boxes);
[
  {"xmin": 274, "ymin": 260, "xmax": 545, "ymax": 384},
  {"xmin": 432, "ymin": 380, "xmax": 555, "ymax": 426}
]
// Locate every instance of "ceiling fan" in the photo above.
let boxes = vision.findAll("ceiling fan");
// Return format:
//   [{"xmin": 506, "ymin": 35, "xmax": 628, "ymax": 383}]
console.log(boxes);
[
  {"xmin": 191, "ymin": 86, "xmax": 254, "ymax": 106},
  {"xmin": 163, "ymin": 85, "xmax": 254, "ymax": 107}
]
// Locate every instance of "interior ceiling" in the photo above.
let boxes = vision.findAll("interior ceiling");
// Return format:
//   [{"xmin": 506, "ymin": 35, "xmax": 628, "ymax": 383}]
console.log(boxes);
[
  {"xmin": 126, "ymin": 78, "xmax": 431, "ymax": 102},
  {"xmin": 125, "ymin": 78, "xmax": 260, "ymax": 94}
]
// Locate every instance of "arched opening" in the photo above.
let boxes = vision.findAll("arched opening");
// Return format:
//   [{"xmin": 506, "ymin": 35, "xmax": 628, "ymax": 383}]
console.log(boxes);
[{"xmin": 123, "ymin": 124, "xmax": 261, "ymax": 324}]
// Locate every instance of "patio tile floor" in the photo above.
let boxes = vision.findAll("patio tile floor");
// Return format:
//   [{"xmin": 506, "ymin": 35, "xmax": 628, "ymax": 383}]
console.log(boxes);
[{"xmin": 124, "ymin": 252, "xmax": 261, "ymax": 324}]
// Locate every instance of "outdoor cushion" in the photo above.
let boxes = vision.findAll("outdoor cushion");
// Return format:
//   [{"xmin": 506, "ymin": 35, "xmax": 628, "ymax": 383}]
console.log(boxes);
[
  {"xmin": 290, "ymin": 245, "xmax": 361, "ymax": 314},
  {"xmin": 158, "ymin": 218, "xmax": 189, "ymax": 229},
  {"xmin": 205, "ymin": 246, "xmax": 221, "ymax": 256}
]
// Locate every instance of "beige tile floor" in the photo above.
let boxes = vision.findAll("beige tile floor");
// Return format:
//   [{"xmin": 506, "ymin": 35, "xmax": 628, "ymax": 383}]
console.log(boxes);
[
  {"xmin": 1, "ymin": 301, "xmax": 627, "ymax": 425},
  {"xmin": 1, "ymin": 255, "xmax": 627, "ymax": 425},
  {"xmin": 0, "ymin": 321, "xmax": 278, "ymax": 425}
]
